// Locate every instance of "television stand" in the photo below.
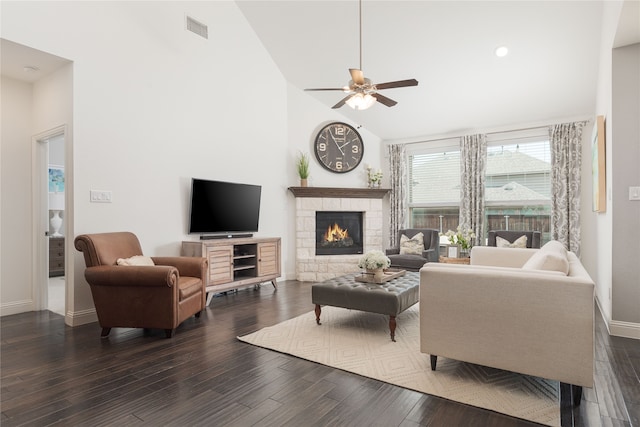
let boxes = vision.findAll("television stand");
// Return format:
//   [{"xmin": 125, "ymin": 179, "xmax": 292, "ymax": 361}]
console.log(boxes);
[
  {"xmin": 182, "ymin": 236, "xmax": 281, "ymax": 305},
  {"xmin": 200, "ymin": 233, "xmax": 253, "ymax": 240}
]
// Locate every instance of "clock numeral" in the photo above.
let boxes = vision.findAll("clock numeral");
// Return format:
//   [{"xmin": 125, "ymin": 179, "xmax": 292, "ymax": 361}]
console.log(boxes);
[
  {"xmin": 318, "ymin": 142, "xmax": 327, "ymax": 152},
  {"xmin": 335, "ymin": 127, "xmax": 345, "ymax": 136},
  {"xmin": 352, "ymin": 146, "xmax": 359, "ymax": 154},
  {"xmin": 335, "ymin": 161, "xmax": 343, "ymax": 170}
]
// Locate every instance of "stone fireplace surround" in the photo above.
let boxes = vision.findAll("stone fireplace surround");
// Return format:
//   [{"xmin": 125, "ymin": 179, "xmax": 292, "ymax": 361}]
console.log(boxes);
[{"xmin": 289, "ymin": 187, "xmax": 389, "ymax": 282}]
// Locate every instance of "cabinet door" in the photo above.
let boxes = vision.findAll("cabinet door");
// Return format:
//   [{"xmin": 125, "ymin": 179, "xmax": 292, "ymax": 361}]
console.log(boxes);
[
  {"xmin": 257, "ymin": 242, "xmax": 279, "ymax": 277},
  {"xmin": 207, "ymin": 246, "xmax": 234, "ymax": 285}
]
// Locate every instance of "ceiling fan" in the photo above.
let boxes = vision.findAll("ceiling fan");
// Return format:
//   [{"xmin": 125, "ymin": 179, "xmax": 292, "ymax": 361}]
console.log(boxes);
[{"xmin": 304, "ymin": 0, "xmax": 418, "ymax": 110}]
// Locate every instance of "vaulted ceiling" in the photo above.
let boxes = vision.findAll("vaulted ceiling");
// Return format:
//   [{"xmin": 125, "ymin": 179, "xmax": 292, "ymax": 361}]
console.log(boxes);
[
  {"xmin": 3, "ymin": 1, "xmax": 637, "ymax": 143},
  {"xmin": 236, "ymin": 1, "xmax": 610, "ymax": 140}
]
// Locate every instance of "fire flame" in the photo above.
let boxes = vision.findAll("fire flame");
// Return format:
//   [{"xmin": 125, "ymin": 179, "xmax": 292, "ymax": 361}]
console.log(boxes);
[{"xmin": 324, "ymin": 223, "xmax": 349, "ymax": 242}]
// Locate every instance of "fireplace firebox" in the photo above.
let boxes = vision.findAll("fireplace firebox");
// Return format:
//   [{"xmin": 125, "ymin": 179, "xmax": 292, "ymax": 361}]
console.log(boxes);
[{"xmin": 315, "ymin": 211, "xmax": 363, "ymax": 255}]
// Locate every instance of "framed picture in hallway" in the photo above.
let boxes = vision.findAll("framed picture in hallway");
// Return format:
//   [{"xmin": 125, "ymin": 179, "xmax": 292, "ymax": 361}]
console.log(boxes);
[
  {"xmin": 48, "ymin": 165, "xmax": 64, "ymax": 193},
  {"xmin": 591, "ymin": 116, "xmax": 606, "ymax": 212}
]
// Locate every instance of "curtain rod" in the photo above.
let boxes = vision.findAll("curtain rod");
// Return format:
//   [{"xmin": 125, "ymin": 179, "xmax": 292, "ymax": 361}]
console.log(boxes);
[{"xmin": 398, "ymin": 119, "xmax": 590, "ymax": 146}]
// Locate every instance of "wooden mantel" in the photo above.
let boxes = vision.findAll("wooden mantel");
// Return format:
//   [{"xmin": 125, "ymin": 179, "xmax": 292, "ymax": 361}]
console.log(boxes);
[{"xmin": 288, "ymin": 187, "xmax": 390, "ymax": 199}]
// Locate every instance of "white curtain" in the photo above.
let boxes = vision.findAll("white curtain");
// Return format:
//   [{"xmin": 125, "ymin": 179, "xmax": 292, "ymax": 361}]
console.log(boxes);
[
  {"xmin": 388, "ymin": 143, "xmax": 407, "ymax": 248},
  {"xmin": 550, "ymin": 122, "xmax": 585, "ymax": 256},
  {"xmin": 459, "ymin": 134, "xmax": 487, "ymax": 247}
]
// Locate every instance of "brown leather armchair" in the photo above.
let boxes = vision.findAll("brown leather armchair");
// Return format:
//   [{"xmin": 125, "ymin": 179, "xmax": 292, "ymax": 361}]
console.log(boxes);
[{"xmin": 74, "ymin": 232, "xmax": 207, "ymax": 338}]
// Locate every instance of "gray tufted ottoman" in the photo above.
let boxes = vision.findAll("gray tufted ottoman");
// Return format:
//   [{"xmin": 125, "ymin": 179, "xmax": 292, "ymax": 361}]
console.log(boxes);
[{"xmin": 311, "ymin": 271, "xmax": 420, "ymax": 341}]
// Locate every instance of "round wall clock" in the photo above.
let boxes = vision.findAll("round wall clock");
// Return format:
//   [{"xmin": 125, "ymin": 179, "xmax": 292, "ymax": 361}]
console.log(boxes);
[{"xmin": 314, "ymin": 122, "xmax": 364, "ymax": 173}]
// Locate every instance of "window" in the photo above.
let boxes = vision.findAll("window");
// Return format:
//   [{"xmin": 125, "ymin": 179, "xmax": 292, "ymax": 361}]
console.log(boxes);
[
  {"xmin": 408, "ymin": 140, "xmax": 460, "ymax": 233},
  {"xmin": 406, "ymin": 129, "xmax": 551, "ymax": 244},
  {"xmin": 485, "ymin": 133, "xmax": 551, "ymax": 243}
]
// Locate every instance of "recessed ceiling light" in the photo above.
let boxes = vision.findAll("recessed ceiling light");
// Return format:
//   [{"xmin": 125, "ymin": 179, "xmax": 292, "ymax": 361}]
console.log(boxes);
[
  {"xmin": 23, "ymin": 65, "xmax": 40, "ymax": 73},
  {"xmin": 495, "ymin": 46, "xmax": 509, "ymax": 57}
]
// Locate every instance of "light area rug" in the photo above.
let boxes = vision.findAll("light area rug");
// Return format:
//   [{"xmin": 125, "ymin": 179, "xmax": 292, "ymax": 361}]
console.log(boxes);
[{"xmin": 238, "ymin": 304, "xmax": 560, "ymax": 426}]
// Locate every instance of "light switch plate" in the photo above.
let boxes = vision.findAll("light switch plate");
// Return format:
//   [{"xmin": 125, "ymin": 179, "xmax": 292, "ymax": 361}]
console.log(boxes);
[
  {"xmin": 629, "ymin": 187, "xmax": 640, "ymax": 201},
  {"xmin": 90, "ymin": 190, "xmax": 112, "ymax": 203}
]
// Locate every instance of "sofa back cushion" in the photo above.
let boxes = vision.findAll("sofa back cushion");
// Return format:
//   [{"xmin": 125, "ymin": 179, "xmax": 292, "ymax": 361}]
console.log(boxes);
[{"xmin": 522, "ymin": 240, "xmax": 569, "ymax": 275}]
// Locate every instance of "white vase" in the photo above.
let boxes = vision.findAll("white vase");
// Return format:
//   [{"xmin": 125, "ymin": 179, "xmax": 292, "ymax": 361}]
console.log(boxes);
[{"xmin": 367, "ymin": 268, "xmax": 385, "ymax": 281}]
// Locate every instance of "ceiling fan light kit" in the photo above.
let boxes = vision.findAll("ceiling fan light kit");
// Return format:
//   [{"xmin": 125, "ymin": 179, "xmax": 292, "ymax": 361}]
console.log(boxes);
[
  {"xmin": 345, "ymin": 93, "xmax": 376, "ymax": 110},
  {"xmin": 304, "ymin": 0, "xmax": 418, "ymax": 110}
]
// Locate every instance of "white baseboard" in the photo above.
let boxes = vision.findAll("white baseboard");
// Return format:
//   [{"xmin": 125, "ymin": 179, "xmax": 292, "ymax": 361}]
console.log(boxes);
[
  {"xmin": 596, "ymin": 296, "xmax": 640, "ymax": 340},
  {"xmin": 0, "ymin": 300, "xmax": 33, "ymax": 316},
  {"xmin": 609, "ymin": 320, "xmax": 640, "ymax": 340},
  {"xmin": 65, "ymin": 308, "xmax": 98, "ymax": 327}
]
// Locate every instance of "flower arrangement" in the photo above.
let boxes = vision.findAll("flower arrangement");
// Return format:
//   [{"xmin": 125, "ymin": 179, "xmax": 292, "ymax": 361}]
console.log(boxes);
[
  {"xmin": 443, "ymin": 226, "xmax": 476, "ymax": 250},
  {"xmin": 357, "ymin": 250, "xmax": 391, "ymax": 270},
  {"xmin": 366, "ymin": 165, "xmax": 383, "ymax": 187}
]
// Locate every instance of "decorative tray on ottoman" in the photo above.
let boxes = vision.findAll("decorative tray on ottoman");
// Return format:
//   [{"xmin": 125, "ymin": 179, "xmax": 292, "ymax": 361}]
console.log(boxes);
[{"xmin": 355, "ymin": 268, "xmax": 406, "ymax": 284}]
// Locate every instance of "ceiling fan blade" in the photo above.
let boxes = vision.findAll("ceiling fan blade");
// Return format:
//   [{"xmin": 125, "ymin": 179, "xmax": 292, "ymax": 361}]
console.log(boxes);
[
  {"xmin": 375, "ymin": 79, "xmax": 419, "ymax": 90},
  {"xmin": 304, "ymin": 87, "xmax": 345, "ymax": 91},
  {"xmin": 349, "ymin": 68, "xmax": 365, "ymax": 85},
  {"xmin": 331, "ymin": 95, "xmax": 352, "ymax": 109},
  {"xmin": 372, "ymin": 93, "xmax": 398, "ymax": 107}
]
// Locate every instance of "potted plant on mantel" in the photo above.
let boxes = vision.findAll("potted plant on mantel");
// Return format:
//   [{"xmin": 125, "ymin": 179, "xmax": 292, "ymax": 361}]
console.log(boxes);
[{"xmin": 297, "ymin": 152, "xmax": 310, "ymax": 187}]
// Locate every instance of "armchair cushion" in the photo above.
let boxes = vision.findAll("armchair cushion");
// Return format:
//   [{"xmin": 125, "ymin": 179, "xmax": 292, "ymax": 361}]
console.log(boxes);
[
  {"xmin": 117, "ymin": 255, "xmax": 155, "ymax": 266},
  {"xmin": 399, "ymin": 232, "xmax": 424, "ymax": 255}
]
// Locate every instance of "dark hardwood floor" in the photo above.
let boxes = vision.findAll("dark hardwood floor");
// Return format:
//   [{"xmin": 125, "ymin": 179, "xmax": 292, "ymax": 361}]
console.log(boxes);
[{"xmin": 1, "ymin": 281, "xmax": 638, "ymax": 427}]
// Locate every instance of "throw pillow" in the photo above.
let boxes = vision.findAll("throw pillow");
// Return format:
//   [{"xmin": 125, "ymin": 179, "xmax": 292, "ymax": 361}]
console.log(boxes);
[
  {"xmin": 116, "ymin": 255, "xmax": 155, "ymax": 266},
  {"xmin": 496, "ymin": 235, "xmax": 528, "ymax": 248},
  {"xmin": 521, "ymin": 240, "xmax": 569, "ymax": 275},
  {"xmin": 399, "ymin": 232, "xmax": 424, "ymax": 255}
]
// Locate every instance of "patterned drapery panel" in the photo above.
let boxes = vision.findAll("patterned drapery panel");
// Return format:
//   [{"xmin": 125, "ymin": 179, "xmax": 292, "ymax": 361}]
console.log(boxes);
[
  {"xmin": 388, "ymin": 143, "xmax": 407, "ymax": 248},
  {"xmin": 460, "ymin": 134, "xmax": 487, "ymax": 247},
  {"xmin": 549, "ymin": 121, "xmax": 585, "ymax": 256}
]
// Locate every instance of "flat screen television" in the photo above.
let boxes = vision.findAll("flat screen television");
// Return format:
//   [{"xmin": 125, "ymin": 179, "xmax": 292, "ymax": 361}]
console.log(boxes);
[{"xmin": 188, "ymin": 178, "xmax": 261, "ymax": 239}]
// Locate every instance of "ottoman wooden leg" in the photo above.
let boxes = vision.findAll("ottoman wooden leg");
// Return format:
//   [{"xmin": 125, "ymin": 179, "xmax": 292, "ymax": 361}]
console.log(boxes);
[
  {"xmin": 389, "ymin": 315, "xmax": 396, "ymax": 342},
  {"xmin": 315, "ymin": 304, "xmax": 322, "ymax": 325}
]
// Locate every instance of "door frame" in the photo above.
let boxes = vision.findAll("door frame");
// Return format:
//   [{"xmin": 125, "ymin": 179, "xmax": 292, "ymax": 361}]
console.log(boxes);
[{"xmin": 32, "ymin": 125, "xmax": 66, "ymax": 312}]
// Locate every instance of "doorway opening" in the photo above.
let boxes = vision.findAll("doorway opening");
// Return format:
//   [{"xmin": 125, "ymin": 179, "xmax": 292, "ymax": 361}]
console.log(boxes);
[{"xmin": 35, "ymin": 127, "xmax": 66, "ymax": 316}]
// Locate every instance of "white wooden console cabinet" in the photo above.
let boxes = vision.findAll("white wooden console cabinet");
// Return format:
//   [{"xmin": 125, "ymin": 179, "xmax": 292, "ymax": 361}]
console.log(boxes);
[{"xmin": 182, "ymin": 237, "xmax": 281, "ymax": 305}]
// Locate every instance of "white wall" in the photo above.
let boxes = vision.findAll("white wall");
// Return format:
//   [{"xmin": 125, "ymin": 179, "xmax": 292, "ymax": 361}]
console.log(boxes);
[
  {"xmin": 611, "ymin": 43, "xmax": 640, "ymax": 325},
  {"xmin": 0, "ymin": 77, "xmax": 33, "ymax": 312},
  {"xmin": 588, "ymin": 0, "xmax": 640, "ymax": 338},
  {"xmin": 1, "ymin": 2, "xmax": 385, "ymax": 322}
]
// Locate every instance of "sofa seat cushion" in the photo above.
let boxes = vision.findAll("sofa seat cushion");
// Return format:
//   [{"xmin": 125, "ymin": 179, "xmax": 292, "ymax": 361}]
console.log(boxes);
[
  {"xmin": 388, "ymin": 254, "xmax": 429, "ymax": 271},
  {"xmin": 178, "ymin": 276, "xmax": 202, "ymax": 300},
  {"xmin": 522, "ymin": 240, "xmax": 569, "ymax": 275}
]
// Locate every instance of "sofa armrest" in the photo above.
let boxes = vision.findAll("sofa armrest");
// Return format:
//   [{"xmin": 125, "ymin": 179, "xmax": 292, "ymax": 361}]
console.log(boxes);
[
  {"xmin": 470, "ymin": 246, "xmax": 537, "ymax": 267},
  {"xmin": 152, "ymin": 256, "xmax": 207, "ymax": 279},
  {"xmin": 385, "ymin": 248, "xmax": 400, "ymax": 255},
  {"xmin": 85, "ymin": 265, "xmax": 178, "ymax": 288}
]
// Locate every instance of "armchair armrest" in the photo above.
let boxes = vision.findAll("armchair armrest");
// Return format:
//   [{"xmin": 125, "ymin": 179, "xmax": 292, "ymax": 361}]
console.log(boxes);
[
  {"xmin": 421, "ymin": 248, "xmax": 438, "ymax": 262},
  {"xmin": 152, "ymin": 256, "xmax": 207, "ymax": 279},
  {"xmin": 84, "ymin": 265, "xmax": 178, "ymax": 288}
]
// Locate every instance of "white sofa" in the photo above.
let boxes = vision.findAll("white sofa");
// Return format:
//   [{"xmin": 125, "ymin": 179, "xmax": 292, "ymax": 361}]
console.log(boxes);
[{"xmin": 419, "ymin": 241, "xmax": 594, "ymax": 405}]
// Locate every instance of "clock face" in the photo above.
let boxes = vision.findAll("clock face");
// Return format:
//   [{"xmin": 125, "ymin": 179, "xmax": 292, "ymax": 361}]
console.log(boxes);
[{"xmin": 314, "ymin": 122, "xmax": 364, "ymax": 173}]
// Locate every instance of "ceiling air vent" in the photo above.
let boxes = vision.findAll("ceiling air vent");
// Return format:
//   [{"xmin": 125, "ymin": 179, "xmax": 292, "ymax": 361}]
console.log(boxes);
[{"xmin": 186, "ymin": 16, "xmax": 208, "ymax": 39}]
